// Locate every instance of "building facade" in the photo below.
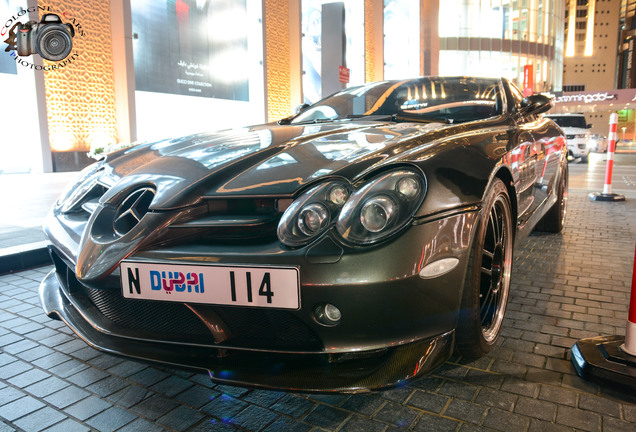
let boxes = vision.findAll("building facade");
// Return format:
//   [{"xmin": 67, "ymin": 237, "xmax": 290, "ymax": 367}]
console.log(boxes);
[
  {"xmin": 618, "ymin": 0, "xmax": 636, "ymax": 88},
  {"xmin": 555, "ymin": 0, "xmax": 636, "ymax": 140},
  {"xmin": 562, "ymin": 0, "xmax": 620, "ymax": 92},
  {"xmin": 438, "ymin": 0, "xmax": 566, "ymax": 94},
  {"xmin": 0, "ymin": 0, "xmax": 566, "ymax": 174}
]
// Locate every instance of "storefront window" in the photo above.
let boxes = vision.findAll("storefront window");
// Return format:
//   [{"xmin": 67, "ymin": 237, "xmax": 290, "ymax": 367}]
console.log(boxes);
[
  {"xmin": 438, "ymin": 0, "xmax": 564, "ymax": 92},
  {"xmin": 131, "ymin": 0, "xmax": 265, "ymax": 140}
]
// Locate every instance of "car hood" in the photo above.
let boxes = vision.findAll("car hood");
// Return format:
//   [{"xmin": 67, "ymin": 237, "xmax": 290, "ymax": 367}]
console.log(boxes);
[
  {"xmin": 101, "ymin": 121, "xmax": 450, "ymax": 210},
  {"xmin": 557, "ymin": 127, "xmax": 589, "ymax": 135}
]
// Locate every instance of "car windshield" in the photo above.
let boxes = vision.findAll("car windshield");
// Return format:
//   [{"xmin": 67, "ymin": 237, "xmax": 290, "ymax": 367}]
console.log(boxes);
[
  {"xmin": 547, "ymin": 116, "xmax": 587, "ymax": 129},
  {"xmin": 292, "ymin": 77, "xmax": 503, "ymax": 125}
]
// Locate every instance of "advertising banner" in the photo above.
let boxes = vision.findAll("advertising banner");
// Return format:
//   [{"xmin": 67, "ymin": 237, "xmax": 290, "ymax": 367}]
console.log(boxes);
[{"xmin": 131, "ymin": 0, "xmax": 249, "ymax": 101}]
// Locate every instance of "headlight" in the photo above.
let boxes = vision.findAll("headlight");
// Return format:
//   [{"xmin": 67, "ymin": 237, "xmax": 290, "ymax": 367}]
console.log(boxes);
[
  {"xmin": 277, "ymin": 169, "xmax": 426, "ymax": 247},
  {"xmin": 360, "ymin": 195, "xmax": 396, "ymax": 232},
  {"xmin": 277, "ymin": 181, "xmax": 350, "ymax": 247},
  {"xmin": 337, "ymin": 169, "xmax": 425, "ymax": 245},
  {"xmin": 55, "ymin": 161, "xmax": 104, "ymax": 213},
  {"xmin": 297, "ymin": 203, "xmax": 329, "ymax": 235}
]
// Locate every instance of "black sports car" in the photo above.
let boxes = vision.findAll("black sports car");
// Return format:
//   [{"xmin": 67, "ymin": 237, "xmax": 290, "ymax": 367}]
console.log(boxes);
[{"xmin": 40, "ymin": 76, "xmax": 567, "ymax": 392}]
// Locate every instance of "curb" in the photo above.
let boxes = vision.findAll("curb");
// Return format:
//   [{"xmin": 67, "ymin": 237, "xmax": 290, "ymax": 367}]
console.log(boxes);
[{"xmin": 0, "ymin": 241, "xmax": 51, "ymax": 274}]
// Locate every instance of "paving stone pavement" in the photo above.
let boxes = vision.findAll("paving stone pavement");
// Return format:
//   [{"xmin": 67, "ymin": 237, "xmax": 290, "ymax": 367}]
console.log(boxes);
[{"xmin": 1, "ymin": 189, "xmax": 635, "ymax": 432}]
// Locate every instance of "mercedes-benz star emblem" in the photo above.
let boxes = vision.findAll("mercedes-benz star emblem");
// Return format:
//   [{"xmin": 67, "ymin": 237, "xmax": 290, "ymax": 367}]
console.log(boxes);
[{"xmin": 113, "ymin": 187, "xmax": 155, "ymax": 237}]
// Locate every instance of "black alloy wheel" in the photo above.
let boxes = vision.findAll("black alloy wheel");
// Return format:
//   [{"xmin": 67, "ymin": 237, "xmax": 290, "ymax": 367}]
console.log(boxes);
[{"xmin": 456, "ymin": 178, "xmax": 513, "ymax": 357}]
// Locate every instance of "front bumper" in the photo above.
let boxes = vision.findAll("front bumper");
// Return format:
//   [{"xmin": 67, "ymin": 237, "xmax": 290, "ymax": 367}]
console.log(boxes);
[
  {"xmin": 567, "ymin": 140, "xmax": 590, "ymax": 158},
  {"xmin": 40, "ymin": 209, "xmax": 477, "ymax": 391},
  {"xmin": 41, "ymin": 267, "xmax": 452, "ymax": 391}
]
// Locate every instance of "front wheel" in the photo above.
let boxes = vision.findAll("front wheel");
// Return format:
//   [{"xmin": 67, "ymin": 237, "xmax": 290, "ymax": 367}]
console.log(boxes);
[{"xmin": 455, "ymin": 178, "xmax": 514, "ymax": 358}]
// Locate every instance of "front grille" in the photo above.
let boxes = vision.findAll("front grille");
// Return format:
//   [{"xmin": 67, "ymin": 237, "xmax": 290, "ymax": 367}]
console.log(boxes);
[
  {"xmin": 83, "ymin": 286, "xmax": 212, "ymax": 337},
  {"xmin": 212, "ymin": 307, "xmax": 323, "ymax": 351},
  {"xmin": 79, "ymin": 286, "xmax": 322, "ymax": 350},
  {"xmin": 50, "ymin": 248, "xmax": 323, "ymax": 351},
  {"xmin": 578, "ymin": 143, "xmax": 586, "ymax": 149},
  {"xmin": 168, "ymin": 198, "xmax": 284, "ymax": 243},
  {"xmin": 194, "ymin": 220, "xmax": 280, "ymax": 244}
]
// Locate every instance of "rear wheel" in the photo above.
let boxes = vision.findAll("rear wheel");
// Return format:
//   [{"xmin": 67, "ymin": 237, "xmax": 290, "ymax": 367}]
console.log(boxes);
[{"xmin": 456, "ymin": 178, "xmax": 513, "ymax": 357}]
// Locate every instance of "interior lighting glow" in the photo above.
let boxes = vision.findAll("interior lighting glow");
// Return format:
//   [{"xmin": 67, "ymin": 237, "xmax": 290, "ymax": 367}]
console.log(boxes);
[
  {"xmin": 88, "ymin": 131, "xmax": 116, "ymax": 150},
  {"xmin": 209, "ymin": 50, "xmax": 249, "ymax": 82},
  {"xmin": 584, "ymin": 0, "xmax": 596, "ymax": 56},
  {"xmin": 49, "ymin": 131, "xmax": 76, "ymax": 152},
  {"xmin": 208, "ymin": 7, "xmax": 248, "ymax": 42}
]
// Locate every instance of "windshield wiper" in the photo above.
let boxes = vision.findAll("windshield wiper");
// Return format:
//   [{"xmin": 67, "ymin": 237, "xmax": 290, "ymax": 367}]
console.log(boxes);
[
  {"xmin": 344, "ymin": 114, "xmax": 394, "ymax": 121},
  {"xmin": 289, "ymin": 118, "xmax": 338, "ymax": 125},
  {"xmin": 391, "ymin": 114, "xmax": 454, "ymax": 124}
]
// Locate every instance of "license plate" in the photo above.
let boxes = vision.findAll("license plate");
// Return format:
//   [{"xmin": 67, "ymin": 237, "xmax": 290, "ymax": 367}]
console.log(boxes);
[{"xmin": 120, "ymin": 261, "xmax": 300, "ymax": 310}]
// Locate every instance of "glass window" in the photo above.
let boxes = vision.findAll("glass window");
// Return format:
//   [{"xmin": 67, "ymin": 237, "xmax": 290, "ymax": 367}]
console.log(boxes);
[
  {"xmin": 384, "ymin": 0, "xmax": 420, "ymax": 79},
  {"xmin": 301, "ymin": 0, "xmax": 365, "ymax": 104},
  {"xmin": 547, "ymin": 115, "xmax": 587, "ymax": 128},
  {"xmin": 292, "ymin": 77, "xmax": 504, "ymax": 124}
]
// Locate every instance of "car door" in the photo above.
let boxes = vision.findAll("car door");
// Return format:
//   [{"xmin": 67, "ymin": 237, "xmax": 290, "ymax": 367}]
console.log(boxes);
[
  {"xmin": 530, "ymin": 118, "xmax": 566, "ymax": 207},
  {"xmin": 507, "ymin": 82, "xmax": 542, "ymax": 225}
]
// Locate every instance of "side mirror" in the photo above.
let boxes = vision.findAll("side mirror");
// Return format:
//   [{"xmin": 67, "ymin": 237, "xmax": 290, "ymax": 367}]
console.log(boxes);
[
  {"xmin": 278, "ymin": 103, "xmax": 312, "ymax": 125},
  {"xmin": 520, "ymin": 94, "xmax": 553, "ymax": 116},
  {"xmin": 295, "ymin": 103, "xmax": 311, "ymax": 114},
  {"xmin": 587, "ymin": 124, "xmax": 592, "ymax": 128}
]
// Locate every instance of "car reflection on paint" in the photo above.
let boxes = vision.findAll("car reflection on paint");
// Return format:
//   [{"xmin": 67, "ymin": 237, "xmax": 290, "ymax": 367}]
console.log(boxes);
[{"xmin": 39, "ymin": 76, "xmax": 568, "ymax": 392}]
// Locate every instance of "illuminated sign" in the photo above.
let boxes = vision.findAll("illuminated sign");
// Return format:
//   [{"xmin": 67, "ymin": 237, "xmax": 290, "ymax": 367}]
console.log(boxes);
[
  {"xmin": 555, "ymin": 92, "xmax": 618, "ymax": 104},
  {"xmin": 523, "ymin": 64, "xmax": 533, "ymax": 97}
]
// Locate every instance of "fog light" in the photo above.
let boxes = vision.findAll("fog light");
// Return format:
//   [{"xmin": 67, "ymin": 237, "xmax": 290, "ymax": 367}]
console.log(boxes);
[
  {"xmin": 314, "ymin": 303, "xmax": 342, "ymax": 326},
  {"xmin": 325, "ymin": 304, "xmax": 341, "ymax": 321}
]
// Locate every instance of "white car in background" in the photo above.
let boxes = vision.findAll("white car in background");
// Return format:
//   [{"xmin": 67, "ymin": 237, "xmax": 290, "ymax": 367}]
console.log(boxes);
[
  {"xmin": 589, "ymin": 134, "xmax": 608, "ymax": 153},
  {"xmin": 546, "ymin": 113, "xmax": 592, "ymax": 163}
]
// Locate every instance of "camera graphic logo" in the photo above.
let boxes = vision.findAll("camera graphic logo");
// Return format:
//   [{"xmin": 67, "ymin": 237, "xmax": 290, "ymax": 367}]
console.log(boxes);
[{"xmin": 5, "ymin": 13, "xmax": 74, "ymax": 61}]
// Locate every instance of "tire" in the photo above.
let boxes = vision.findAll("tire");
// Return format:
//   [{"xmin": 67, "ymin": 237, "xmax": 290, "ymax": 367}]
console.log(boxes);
[
  {"xmin": 536, "ymin": 164, "xmax": 568, "ymax": 233},
  {"xmin": 455, "ymin": 178, "xmax": 514, "ymax": 358},
  {"xmin": 579, "ymin": 155, "xmax": 588, "ymax": 163}
]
